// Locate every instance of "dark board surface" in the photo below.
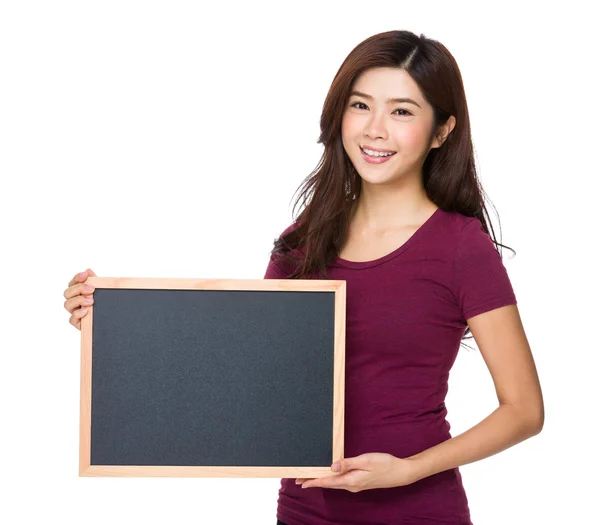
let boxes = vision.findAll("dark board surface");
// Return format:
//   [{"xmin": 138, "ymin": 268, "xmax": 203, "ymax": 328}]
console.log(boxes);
[{"xmin": 90, "ymin": 287, "xmax": 336, "ymax": 467}]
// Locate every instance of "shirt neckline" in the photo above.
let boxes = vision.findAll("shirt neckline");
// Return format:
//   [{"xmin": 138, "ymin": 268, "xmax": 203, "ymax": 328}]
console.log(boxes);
[{"xmin": 332, "ymin": 206, "xmax": 443, "ymax": 270}]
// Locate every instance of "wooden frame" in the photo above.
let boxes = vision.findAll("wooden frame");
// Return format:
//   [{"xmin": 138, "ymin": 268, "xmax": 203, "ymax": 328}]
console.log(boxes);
[{"xmin": 79, "ymin": 277, "xmax": 346, "ymax": 478}]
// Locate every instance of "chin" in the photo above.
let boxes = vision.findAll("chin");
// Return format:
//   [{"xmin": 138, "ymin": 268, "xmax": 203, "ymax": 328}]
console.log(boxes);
[{"xmin": 357, "ymin": 174, "xmax": 397, "ymax": 186}]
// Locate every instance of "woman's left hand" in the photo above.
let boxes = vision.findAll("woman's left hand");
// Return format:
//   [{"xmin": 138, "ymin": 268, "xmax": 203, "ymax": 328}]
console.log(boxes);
[{"xmin": 295, "ymin": 452, "xmax": 418, "ymax": 492}]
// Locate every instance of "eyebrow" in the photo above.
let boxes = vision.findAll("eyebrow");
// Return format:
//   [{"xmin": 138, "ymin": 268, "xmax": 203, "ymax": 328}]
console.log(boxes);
[{"xmin": 349, "ymin": 90, "xmax": 422, "ymax": 109}]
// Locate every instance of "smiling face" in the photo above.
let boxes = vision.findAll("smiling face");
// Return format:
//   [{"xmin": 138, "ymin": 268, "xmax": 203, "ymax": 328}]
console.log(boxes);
[{"xmin": 341, "ymin": 67, "xmax": 441, "ymax": 187}]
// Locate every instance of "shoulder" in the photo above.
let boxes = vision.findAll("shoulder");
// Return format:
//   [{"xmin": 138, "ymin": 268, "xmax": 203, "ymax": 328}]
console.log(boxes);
[
  {"xmin": 450, "ymin": 212, "xmax": 497, "ymax": 255},
  {"xmin": 422, "ymin": 209, "xmax": 501, "ymax": 270},
  {"xmin": 270, "ymin": 220, "xmax": 306, "ymax": 260},
  {"xmin": 276, "ymin": 220, "xmax": 306, "ymax": 254},
  {"xmin": 437, "ymin": 208, "xmax": 480, "ymax": 234},
  {"xmin": 438, "ymin": 210, "xmax": 503, "ymax": 267},
  {"xmin": 279, "ymin": 220, "xmax": 301, "ymax": 237},
  {"xmin": 431, "ymin": 208, "xmax": 485, "ymax": 253}
]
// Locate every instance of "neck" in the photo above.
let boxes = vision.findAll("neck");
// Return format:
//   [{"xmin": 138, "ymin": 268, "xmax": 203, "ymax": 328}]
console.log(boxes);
[{"xmin": 351, "ymin": 180, "xmax": 437, "ymax": 230}]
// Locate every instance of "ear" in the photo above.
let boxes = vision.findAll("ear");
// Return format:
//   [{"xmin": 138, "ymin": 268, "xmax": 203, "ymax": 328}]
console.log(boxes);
[{"xmin": 431, "ymin": 115, "xmax": 456, "ymax": 149}]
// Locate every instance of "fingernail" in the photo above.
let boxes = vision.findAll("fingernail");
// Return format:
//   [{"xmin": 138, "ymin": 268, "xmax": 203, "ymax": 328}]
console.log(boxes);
[
  {"xmin": 80, "ymin": 307, "xmax": 88, "ymax": 314},
  {"xmin": 79, "ymin": 271, "xmax": 87, "ymax": 278}
]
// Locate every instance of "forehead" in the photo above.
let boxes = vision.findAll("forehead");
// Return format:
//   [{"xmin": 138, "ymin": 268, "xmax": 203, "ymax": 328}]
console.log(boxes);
[{"xmin": 352, "ymin": 67, "xmax": 424, "ymax": 102}]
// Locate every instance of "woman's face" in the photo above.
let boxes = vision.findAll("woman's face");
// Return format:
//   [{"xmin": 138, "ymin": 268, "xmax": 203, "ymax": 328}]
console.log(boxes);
[{"xmin": 341, "ymin": 67, "xmax": 440, "ymax": 187}]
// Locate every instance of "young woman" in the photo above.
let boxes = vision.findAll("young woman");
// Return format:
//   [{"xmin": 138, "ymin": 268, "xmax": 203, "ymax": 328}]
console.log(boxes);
[{"xmin": 64, "ymin": 29, "xmax": 544, "ymax": 525}]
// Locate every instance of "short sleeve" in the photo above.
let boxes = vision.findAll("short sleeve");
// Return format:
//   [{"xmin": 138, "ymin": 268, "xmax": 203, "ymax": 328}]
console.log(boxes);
[
  {"xmin": 263, "ymin": 252, "xmax": 289, "ymax": 279},
  {"xmin": 452, "ymin": 218, "xmax": 517, "ymax": 321},
  {"xmin": 263, "ymin": 222, "xmax": 299, "ymax": 280}
]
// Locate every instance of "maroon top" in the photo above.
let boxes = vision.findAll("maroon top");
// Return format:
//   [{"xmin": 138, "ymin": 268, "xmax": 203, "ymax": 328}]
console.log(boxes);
[{"xmin": 264, "ymin": 207, "xmax": 517, "ymax": 525}]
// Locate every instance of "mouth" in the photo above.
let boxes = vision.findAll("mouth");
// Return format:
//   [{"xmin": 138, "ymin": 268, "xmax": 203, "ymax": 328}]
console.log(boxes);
[{"xmin": 360, "ymin": 145, "xmax": 397, "ymax": 164}]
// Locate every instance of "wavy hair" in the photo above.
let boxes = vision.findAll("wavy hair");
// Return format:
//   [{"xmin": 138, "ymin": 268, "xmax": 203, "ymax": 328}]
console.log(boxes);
[{"xmin": 269, "ymin": 29, "xmax": 515, "ymax": 347}]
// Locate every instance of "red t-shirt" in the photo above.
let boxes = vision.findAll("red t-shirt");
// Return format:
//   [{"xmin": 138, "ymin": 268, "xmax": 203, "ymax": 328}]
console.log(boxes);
[{"xmin": 264, "ymin": 207, "xmax": 517, "ymax": 525}]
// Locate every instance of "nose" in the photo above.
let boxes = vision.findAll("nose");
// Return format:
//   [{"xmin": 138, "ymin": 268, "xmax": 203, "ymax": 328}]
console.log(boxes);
[{"xmin": 363, "ymin": 111, "xmax": 389, "ymax": 141}]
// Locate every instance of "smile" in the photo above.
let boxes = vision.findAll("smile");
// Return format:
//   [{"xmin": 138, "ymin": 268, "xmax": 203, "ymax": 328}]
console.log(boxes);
[{"xmin": 360, "ymin": 146, "xmax": 397, "ymax": 164}]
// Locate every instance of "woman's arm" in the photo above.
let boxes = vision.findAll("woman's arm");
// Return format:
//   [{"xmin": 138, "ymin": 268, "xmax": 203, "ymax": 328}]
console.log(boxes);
[{"xmin": 406, "ymin": 304, "xmax": 544, "ymax": 482}]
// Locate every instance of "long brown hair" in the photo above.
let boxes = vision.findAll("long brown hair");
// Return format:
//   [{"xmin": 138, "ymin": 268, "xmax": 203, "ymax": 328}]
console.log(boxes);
[{"xmin": 269, "ymin": 30, "xmax": 515, "ymax": 346}]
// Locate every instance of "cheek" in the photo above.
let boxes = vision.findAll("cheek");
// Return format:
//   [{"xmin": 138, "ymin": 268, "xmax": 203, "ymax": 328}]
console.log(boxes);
[
  {"xmin": 341, "ymin": 117, "xmax": 358, "ymax": 154},
  {"xmin": 395, "ymin": 124, "xmax": 431, "ymax": 152},
  {"xmin": 341, "ymin": 114, "xmax": 360, "ymax": 141}
]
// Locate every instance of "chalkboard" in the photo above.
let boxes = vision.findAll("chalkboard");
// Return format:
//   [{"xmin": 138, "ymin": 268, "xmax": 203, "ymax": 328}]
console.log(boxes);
[{"xmin": 79, "ymin": 277, "xmax": 346, "ymax": 478}]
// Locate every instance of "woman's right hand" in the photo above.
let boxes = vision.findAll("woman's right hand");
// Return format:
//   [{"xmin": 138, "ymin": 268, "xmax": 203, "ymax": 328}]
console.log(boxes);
[{"xmin": 64, "ymin": 268, "xmax": 97, "ymax": 331}]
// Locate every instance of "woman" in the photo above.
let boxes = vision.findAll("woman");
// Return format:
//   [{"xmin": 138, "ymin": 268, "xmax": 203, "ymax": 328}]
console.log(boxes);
[{"xmin": 64, "ymin": 30, "xmax": 544, "ymax": 525}]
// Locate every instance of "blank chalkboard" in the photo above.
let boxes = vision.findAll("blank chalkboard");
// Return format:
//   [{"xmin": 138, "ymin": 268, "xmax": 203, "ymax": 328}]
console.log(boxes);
[{"xmin": 79, "ymin": 277, "xmax": 346, "ymax": 478}]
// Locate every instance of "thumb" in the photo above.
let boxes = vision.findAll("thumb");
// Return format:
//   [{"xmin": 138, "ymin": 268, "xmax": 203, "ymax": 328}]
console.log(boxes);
[
  {"xmin": 332, "ymin": 456, "xmax": 365, "ymax": 473},
  {"xmin": 76, "ymin": 269, "xmax": 97, "ymax": 282}
]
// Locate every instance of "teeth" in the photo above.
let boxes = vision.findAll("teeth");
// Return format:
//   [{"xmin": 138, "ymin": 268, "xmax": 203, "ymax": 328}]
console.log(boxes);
[{"xmin": 363, "ymin": 147, "xmax": 394, "ymax": 157}]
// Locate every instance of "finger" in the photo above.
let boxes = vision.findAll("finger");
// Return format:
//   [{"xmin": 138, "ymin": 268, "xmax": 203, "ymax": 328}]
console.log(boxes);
[
  {"xmin": 67, "ymin": 270, "xmax": 89, "ymax": 288},
  {"xmin": 335, "ymin": 455, "xmax": 369, "ymax": 473},
  {"xmin": 69, "ymin": 315, "xmax": 80, "ymax": 331},
  {"xmin": 69, "ymin": 306, "xmax": 89, "ymax": 331},
  {"xmin": 66, "ymin": 268, "xmax": 97, "ymax": 290},
  {"xmin": 302, "ymin": 472, "xmax": 351, "ymax": 489},
  {"xmin": 302, "ymin": 479, "xmax": 344, "ymax": 489},
  {"xmin": 64, "ymin": 280, "xmax": 96, "ymax": 305},
  {"xmin": 64, "ymin": 291, "xmax": 94, "ymax": 314}
]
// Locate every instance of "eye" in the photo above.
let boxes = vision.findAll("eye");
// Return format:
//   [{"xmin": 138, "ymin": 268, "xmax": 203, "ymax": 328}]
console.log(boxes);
[{"xmin": 349, "ymin": 102, "xmax": 412, "ymax": 116}]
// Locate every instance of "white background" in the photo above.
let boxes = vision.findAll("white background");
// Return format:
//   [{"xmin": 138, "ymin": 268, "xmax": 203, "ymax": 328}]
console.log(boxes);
[{"xmin": 1, "ymin": 1, "xmax": 598, "ymax": 523}]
